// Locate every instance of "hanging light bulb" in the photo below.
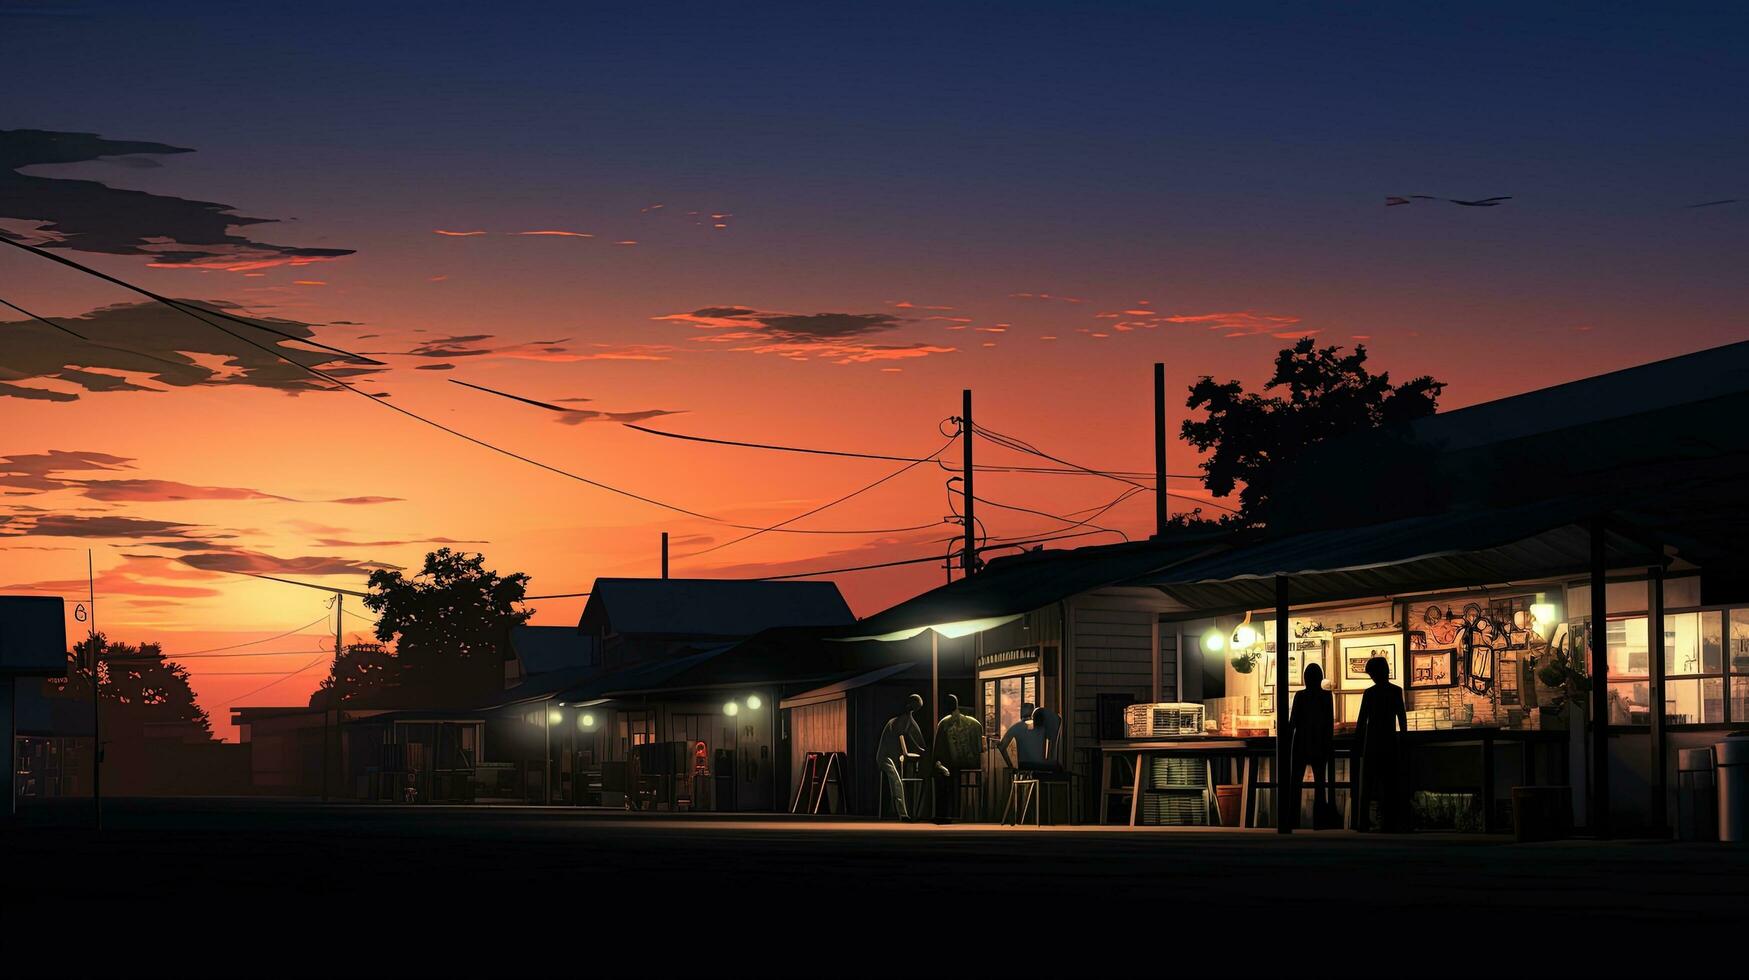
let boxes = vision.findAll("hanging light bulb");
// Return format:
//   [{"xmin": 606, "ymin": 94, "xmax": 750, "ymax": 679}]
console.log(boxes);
[
  {"xmin": 745, "ymin": 694, "xmax": 762, "ymax": 710},
  {"xmin": 1203, "ymin": 629, "xmax": 1226, "ymax": 653},
  {"xmin": 1234, "ymin": 624, "xmax": 1258, "ymax": 648},
  {"xmin": 724, "ymin": 701, "xmax": 740, "ymax": 717}
]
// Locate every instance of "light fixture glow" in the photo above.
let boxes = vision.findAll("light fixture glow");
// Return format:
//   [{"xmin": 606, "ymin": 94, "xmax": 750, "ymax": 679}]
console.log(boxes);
[
  {"xmin": 1234, "ymin": 625, "xmax": 1258, "ymax": 648},
  {"xmin": 547, "ymin": 709, "xmax": 563, "ymax": 725},
  {"xmin": 724, "ymin": 701, "xmax": 740, "ymax": 717},
  {"xmin": 745, "ymin": 695, "xmax": 762, "ymax": 710},
  {"xmin": 1202, "ymin": 630, "xmax": 1226, "ymax": 653},
  {"xmin": 1530, "ymin": 602, "xmax": 1557, "ymax": 636},
  {"xmin": 580, "ymin": 712, "xmax": 596, "ymax": 729}
]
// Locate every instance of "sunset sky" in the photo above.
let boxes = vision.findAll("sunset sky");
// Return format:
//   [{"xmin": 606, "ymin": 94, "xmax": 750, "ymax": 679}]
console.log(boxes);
[{"xmin": 3, "ymin": 2, "xmax": 1744, "ymax": 737}]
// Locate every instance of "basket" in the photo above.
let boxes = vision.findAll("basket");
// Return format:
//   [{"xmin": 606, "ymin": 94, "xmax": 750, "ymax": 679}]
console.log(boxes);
[{"xmin": 1124, "ymin": 701, "xmax": 1206, "ymax": 738}]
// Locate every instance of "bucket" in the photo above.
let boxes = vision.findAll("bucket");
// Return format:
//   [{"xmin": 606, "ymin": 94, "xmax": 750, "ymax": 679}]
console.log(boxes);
[{"xmin": 1215, "ymin": 784, "xmax": 1242, "ymax": 827}]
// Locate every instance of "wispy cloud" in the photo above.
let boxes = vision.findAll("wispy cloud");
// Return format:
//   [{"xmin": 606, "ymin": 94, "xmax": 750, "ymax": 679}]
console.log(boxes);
[
  {"xmin": 0, "ymin": 451, "xmax": 402, "ymax": 505},
  {"xmin": 654, "ymin": 306, "xmax": 955, "ymax": 365},
  {"xmin": 0, "ymin": 299, "xmax": 386, "ymax": 401},
  {"xmin": 0, "ymin": 129, "xmax": 353, "ymax": 271}
]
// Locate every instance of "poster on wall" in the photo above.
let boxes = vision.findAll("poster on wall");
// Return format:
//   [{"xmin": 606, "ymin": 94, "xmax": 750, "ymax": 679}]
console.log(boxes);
[
  {"xmin": 1409, "ymin": 649, "xmax": 1457, "ymax": 688},
  {"xmin": 1338, "ymin": 635, "xmax": 1399, "ymax": 688}
]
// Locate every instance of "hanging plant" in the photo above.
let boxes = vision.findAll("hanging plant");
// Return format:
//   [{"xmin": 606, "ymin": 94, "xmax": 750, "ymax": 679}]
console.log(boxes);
[{"xmin": 1231, "ymin": 650, "xmax": 1261, "ymax": 674}]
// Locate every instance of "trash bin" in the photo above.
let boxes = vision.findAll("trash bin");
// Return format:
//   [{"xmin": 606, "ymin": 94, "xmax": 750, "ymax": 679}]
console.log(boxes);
[
  {"xmin": 1717, "ymin": 731, "xmax": 1749, "ymax": 843},
  {"xmin": 1676, "ymin": 747, "xmax": 1717, "ymax": 842}
]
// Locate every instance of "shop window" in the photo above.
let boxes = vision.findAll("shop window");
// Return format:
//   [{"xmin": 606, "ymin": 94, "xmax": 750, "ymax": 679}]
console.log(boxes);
[{"xmin": 1608, "ymin": 609, "xmax": 1747, "ymax": 726}]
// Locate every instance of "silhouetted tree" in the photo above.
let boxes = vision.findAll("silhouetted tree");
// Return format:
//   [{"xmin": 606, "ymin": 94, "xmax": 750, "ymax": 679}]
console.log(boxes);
[
  {"xmin": 1181, "ymin": 337, "xmax": 1444, "ymax": 523},
  {"xmin": 312, "ymin": 641, "xmax": 397, "ymax": 707},
  {"xmin": 55, "ymin": 634, "xmax": 215, "ymax": 740},
  {"xmin": 361, "ymin": 548, "xmax": 533, "ymax": 704}
]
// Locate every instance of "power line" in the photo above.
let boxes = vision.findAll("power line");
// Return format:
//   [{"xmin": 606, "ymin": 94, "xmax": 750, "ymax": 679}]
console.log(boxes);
[
  {"xmin": 971, "ymin": 421, "xmax": 1151, "ymax": 489},
  {"xmin": 525, "ymin": 591, "xmax": 591, "ymax": 599},
  {"xmin": 104, "ymin": 648, "xmax": 332, "ymax": 662},
  {"xmin": 680, "ymin": 432, "xmax": 959, "ymax": 561},
  {"xmin": 0, "ymin": 238, "xmax": 380, "ymax": 365},
  {"xmin": 161, "ymin": 615, "xmax": 334, "ymax": 656},
  {"xmin": 626, "ymin": 421, "xmax": 1188, "ymax": 478},
  {"xmin": 213, "ymin": 654, "xmax": 331, "ymax": 709},
  {"xmin": 0, "ymin": 293, "xmax": 220, "ymax": 375}
]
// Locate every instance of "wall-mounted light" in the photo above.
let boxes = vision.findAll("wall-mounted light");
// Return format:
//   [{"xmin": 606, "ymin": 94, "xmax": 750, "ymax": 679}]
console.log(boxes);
[
  {"xmin": 745, "ymin": 694, "xmax": 762, "ymax": 710},
  {"xmin": 1202, "ymin": 629, "xmax": 1226, "ymax": 653},
  {"xmin": 1233, "ymin": 611, "xmax": 1257, "ymax": 649},
  {"xmin": 1530, "ymin": 602, "xmax": 1558, "ymax": 637},
  {"xmin": 547, "ymin": 709, "xmax": 563, "ymax": 725},
  {"xmin": 580, "ymin": 712, "xmax": 596, "ymax": 729},
  {"xmin": 724, "ymin": 701, "xmax": 740, "ymax": 717}
]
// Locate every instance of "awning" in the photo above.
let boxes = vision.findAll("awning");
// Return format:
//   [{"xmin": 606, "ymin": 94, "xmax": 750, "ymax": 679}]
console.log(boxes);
[
  {"xmin": 837, "ymin": 530, "xmax": 1229, "ymax": 641},
  {"xmin": 1130, "ymin": 500, "xmax": 1666, "ymax": 610},
  {"xmin": 779, "ymin": 662, "xmax": 916, "ymax": 710}
]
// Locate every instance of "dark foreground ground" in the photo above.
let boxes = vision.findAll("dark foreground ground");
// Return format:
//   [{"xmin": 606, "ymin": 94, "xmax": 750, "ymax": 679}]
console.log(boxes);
[{"xmin": 6, "ymin": 799, "xmax": 1745, "ymax": 979}]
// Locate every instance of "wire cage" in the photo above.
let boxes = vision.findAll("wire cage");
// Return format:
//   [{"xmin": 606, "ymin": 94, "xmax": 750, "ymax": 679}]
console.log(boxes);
[{"xmin": 1124, "ymin": 701, "xmax": 1206, "ymax": 738}]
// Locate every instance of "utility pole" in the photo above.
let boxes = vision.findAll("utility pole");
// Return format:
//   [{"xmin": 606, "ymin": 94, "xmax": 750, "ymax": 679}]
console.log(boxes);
[
  {"xmin": 323, "ymin": 593, "xmax": 342, "ymax": 802},
  {"xmin": 1154, "ymin": 362, "xmax": 1168, "ymax": 537},
  {"xmin": 962, "ymin": 388, "xmax": 976, "ymax": 578},
  {"xmin": 661, "ymin": 532, "xmax": 669, "ymax": 579},
  {"xmin": 88, "ymin": 549, "xmax": 101, "ymax": 831}
]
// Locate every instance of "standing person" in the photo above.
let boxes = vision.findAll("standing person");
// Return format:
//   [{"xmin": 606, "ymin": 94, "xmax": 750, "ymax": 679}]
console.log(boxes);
[
  {"xmin": 1287, "ymin": 661, "xmax": 1335, "ymax": 830},
  {"xmin": 1354, "ymin": 655, "xmax": 1408, "ymax": 832},
  {"xmin": 876, "ymin": 694, "xmax": 927, "ymax": 821}
]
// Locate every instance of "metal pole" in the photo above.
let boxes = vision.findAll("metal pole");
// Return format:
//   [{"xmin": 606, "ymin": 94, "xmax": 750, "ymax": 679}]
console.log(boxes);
[
  {"xmin": 1588, "ymin": 519, "xmax": 1610, "ymax": 838},
  {"xmin": 962, "ymin": 388, "xmax": 975, "ymax": 577},
  {"xmin": 931, "ymin": 632, "xmax": 940, "ymax": 736},
  {"xmin": 1648, "ymin": 563, "xmax": 1667, "ymax": 836},
  {"xmin": 1275, "ymin": 575, "xmax": 1291, "ymax": 834},
  {"xmin": 661, "ymin": 532, "xmax": 669, "ymax": 579},
  {"xmin": 1154, "ymin": 362, "xmax": 1167, "ymax": 537},
  {"xmin": 88, "ymin": 549, "xmax": 100, "ymax": 831}
]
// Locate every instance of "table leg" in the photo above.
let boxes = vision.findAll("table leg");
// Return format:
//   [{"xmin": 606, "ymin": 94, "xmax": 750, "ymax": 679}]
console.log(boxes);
[
  {"xmin": 1099, "ymin": 754, "xmax": 1112, "ymax": 826},
  {"xmin": 1241, "ymin": 754, "xmax": 1256, "ymax": 828},
  {"xmin": 1129, "ymin": 752, "xmax": 1144, "ymax": 827}
]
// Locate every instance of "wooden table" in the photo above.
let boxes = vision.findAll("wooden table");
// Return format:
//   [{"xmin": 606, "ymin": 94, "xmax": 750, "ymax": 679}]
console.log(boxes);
[{"xmin": 1098, "ymin": 728, "xmax": 1569, "ymax": 831}]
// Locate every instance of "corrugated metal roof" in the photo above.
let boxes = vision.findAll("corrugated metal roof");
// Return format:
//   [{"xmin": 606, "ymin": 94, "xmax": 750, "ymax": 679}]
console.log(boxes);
[
  {"xmin": 577, "ymin": 578, "xmax": 854, "ymax": 637},
  {"xmin": 779, "ymin": 662, "xmax": 916, "ymax": 710}
]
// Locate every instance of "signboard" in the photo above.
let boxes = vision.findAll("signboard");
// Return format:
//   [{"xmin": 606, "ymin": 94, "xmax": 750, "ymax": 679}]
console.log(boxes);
[{"xmin": 0, "ymin": 595, "xmax": 70, "ymax": 675}]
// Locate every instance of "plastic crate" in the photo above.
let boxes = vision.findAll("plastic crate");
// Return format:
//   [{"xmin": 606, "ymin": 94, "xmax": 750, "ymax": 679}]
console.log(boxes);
[{"xmin": 1124, "ymin": 702, "xmax": 1206, "ymax": 738}]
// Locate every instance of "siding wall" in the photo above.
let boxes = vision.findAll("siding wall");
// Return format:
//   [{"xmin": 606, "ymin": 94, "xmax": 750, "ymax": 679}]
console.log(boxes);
[
  {"xmin": 1066, "ymin": 595, "xmax": 1158, "ymax": 751},
  {"xmin": 788, "ymin": 698, "xmax": 847, "ymax": 804}
]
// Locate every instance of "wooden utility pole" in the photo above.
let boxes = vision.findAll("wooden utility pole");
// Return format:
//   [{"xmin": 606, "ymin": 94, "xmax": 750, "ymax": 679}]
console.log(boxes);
[
  {"xmin": 1154, "ymin": 362, "xmax": 1168, "ymax": 537},
  {"xmin": 88, "ymin": 550, "xmax": 101, "ymax": 831},
  {"xmin": 962, "ymin": 388, "xmax": 976, "ymax": 578}
]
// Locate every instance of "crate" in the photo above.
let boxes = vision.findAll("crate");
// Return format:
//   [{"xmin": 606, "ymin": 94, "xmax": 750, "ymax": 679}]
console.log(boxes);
[{"xmin": 1124, "ymin": 702, "xmax": 1206, "ymax": 738}]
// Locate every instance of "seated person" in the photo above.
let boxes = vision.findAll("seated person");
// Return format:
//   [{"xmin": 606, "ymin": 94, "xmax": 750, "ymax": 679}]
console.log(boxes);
[{"xmin": 998, "ymin": 703, "xmax": 1063, "ymax": 774}]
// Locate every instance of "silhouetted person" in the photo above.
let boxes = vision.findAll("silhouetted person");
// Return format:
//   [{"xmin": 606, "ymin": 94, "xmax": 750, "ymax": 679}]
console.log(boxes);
[
  {"xmin": 1354, "ymin": 655, "xmax": 1409, "ymax": 832},
  {"xmin": 927, "ymin": 693, "xmax": 984, "ymax": 823},
  {"xmin": 1287, "ymin": 661, "xmax": 1335, "ymax": 830},
  {"xmin": 998, "ymin": 702, "xmax": 1061, "ymax": 772},
  {"xmin": 876, "ymin": 694, "xmax": 927, "ymax": 821}
]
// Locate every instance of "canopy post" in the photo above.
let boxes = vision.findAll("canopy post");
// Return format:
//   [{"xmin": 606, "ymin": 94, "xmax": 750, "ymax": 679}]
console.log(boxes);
[
  {"xmin": 1588, "ymin": 519, "xmax": 1610, "ymax": 838},
  {"xmin": 1648, "ymin": 561, "xmax": 1667, "ymax": 837},
  {"xmin": 1275, "ymin": 575, "xmax": 1291, "ymax": 834}
]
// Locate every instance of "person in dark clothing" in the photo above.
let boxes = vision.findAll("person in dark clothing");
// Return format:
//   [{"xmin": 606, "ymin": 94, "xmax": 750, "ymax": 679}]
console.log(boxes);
[
  {"xmin": 927, "ymin": 693, "xmax": 984, "ymax": 823},
  {"xmin": 876, "ymin": 694, "xmax": 927, "ymax": 820},
  {"xmin": 1287, "ymin": 661, "xmax": 1335, "ymax": 830},
  {"xmin": 1354, "ymin": 655, "xmax": 1409, "ymax": 832}
]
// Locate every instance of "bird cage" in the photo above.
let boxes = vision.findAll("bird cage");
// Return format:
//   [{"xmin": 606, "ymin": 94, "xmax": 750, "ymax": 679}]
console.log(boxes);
[{"xmin": 1124, "ymin": 701, "xmax": 1206, "ymax": 738}]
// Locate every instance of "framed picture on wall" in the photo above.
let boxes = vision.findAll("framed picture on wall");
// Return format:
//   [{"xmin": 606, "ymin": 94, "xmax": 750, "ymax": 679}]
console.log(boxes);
[
  {"xmin": 1339, "ymin": 636, "xmax": 1399, "ymax": 685},
  {"xmin": 1408, "ymin": 649, "xmax": 1457, "ymax": 688}
]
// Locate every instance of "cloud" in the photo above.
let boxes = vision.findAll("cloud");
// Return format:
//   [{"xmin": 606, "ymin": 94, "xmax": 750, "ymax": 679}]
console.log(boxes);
[
  {"xmin": 0, "ymin": 450, "xmax": 132, "ymax": 492},
  {"xmin": 654, "ymin": 306, "xmax": 956, "ymax": 365},
  {"xmin": 0, "ymin": 129, "xmax": 354, "ymax": 270},
  {"xmin": 1009, "ymin": 292, "xmax": 1084, "ymax": 304},
  {"xmin": 433, "ymin": 229, "xmax": 486, "ymax": 237},
  {"xmin": 2, "ymin": 555, "xmax": 227, "ymax": 600},
  {"xmin": 72, "ymin": 479, "xmax": 290, "ymax": 503},
  {"xmin": 0, "ymin": 299, "xmax": 387, "ymax": 401},
  {"xmin": 312, "ymin": 535, "xmax": 487, "ymax": 548},
  {"xmin": 330, "ymin": 496, "xmax": 403, "ymax": 505},
  {"xmin": 513, "ymin": 230, "xmax": 593, "ymax": 238},
  {"xmin": 0, "ymin": 513, "xmax": 213, "ymax": 540},
  {"xmin": 0, "ymin": 451, "xmax": 403, "ymax": 505},
  {"xmin": 176, "ymin": 549, "xmax": 394, "ymax": 577},
  {"xmin": 1094, "ymin": 308, "xmax": 1313, "ymax": 339}
]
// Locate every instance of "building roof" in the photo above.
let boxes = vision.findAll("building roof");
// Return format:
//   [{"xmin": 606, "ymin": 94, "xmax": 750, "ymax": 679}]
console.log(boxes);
[
  {"xmin": 577, "ymin": 578, "xmax": 854, "ymax": 637},
  {"xmin": 0, "ymin": 594, "xmax": 70, "ymax": 675},
  {"xmin": 508, "ymin": 625, "xmax": 593, "ymax": 675},
  {"xmin": 1129, "ymin": 498, "xmax": 1665, "ymax": 611},
  {"xmin": 779, "ymin": 662, "xmax": 917, "ymax": 710},
  {"xmin": 838, "ymin": 530, "xmax": 1229, "ymax": 640}
]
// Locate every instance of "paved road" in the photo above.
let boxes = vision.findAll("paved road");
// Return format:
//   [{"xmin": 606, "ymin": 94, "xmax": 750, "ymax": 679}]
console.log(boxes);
[{"xmin": 7, "ymin": 799, "xmax": 1745, "ymax": 977}]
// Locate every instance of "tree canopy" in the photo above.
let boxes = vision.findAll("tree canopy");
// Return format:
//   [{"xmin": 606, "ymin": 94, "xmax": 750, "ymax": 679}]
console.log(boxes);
[
  {"xmin": 356, "ymin": 548, "xmax": 533, "ymax": 704},
  {"xmin": 57, "ymin": 634, "xmax": 214, "ymax": 740},
  {"xmin": 1181, "ymin": 337, "xmax": 1444, "ymax": 524}
]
